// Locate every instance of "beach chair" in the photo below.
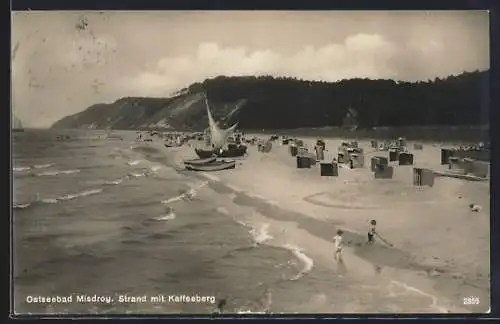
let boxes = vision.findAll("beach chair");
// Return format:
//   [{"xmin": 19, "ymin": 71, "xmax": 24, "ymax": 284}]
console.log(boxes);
[{"xmin": 413, "ymin": 168, "xmax": 435, "ymax": 187}]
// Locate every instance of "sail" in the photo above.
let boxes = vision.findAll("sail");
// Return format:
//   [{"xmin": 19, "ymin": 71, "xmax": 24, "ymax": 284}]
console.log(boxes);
[{"xmin": 205, "ymin": 96, "xmax": 238, "ymax": 149}]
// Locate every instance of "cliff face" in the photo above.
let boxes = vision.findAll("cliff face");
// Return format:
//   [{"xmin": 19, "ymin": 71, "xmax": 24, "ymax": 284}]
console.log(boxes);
[
  {"xmin": 51, "ymin": 71, "xmax": 489, "ymax": 130},
  {"xmin": 52, "ymin": 92, "xmax": 245, "ymax": 131}
]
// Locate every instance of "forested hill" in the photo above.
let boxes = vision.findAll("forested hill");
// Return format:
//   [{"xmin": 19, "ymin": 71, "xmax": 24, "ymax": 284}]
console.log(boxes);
[{"xmin": 52, "ymin": 70, "xmax": 489, "ymax": 131}]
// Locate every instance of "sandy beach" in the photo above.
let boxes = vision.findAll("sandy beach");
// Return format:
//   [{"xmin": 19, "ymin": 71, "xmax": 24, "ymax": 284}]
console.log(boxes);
[{"xmin": 171, "ymin": 136, "xmax": 490, "ymax": 313}]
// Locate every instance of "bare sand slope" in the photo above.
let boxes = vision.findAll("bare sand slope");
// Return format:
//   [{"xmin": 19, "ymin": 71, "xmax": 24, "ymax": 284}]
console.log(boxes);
[{"xmin": 174, "ymin": 138, "xmax": 490, "ymax": 313}]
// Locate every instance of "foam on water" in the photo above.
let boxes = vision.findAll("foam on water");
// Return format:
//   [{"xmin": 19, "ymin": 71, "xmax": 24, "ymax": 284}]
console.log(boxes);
[
  {"xmin": 104, "ymin": 178, "xmax": 124, "ymax": 185},
  {"xmin": 127, "ymin": 160, "xmax": 142, "ymax": 166},
  {"xmin": 249, "ymin": 223, "xmax": 273, "ymax": 244},
  {"xmin": 40, "ymin": 198, "xmax": 58, "ymax": 204},
  {"xmin": 14, "ymin": 187, "xmax": 104, "ymax": 209},
  {"xmin": 33, "ymin": 163, "xmax": 54, "ymax": 169},
  {"xmin": 36, "ymin": 169, "xmax": 80, "ymax": 177},
  {"xmin": 14, "ymin": 163, "xmax": 54, "ymax": 172},
  {"xmin": 57, "ymin": 188, "xmax": 103, "ymax": 201},
  {"xmin": 13, "ymin": 202, "xmax": 31, "ymax": 209},
  {"xmin": 129, "ymin": 172, "xmax": 147, "ymax": 178},
  {"xmin": 215, "ymin": 205, "xmax": 313, "ymax": 285},
  {"xmin": 389, "ymin": 280, "xmax": 449, "ymax": 313},
  {"xmin": 161, "ymin": 180, "xmax": 209, "ymax": 204},
  {"xmin": 215, "ymin": 206, "xmax": 229, "ymax": 215},
  {"xmin": 154, "ymin": 211, "xmax": 176, "ymax": 221},
  {"xmin": 150, "ymin": 165, "xmax": 162, "ymax": 172},
  {"xmin": 283, "ymin": 244, "xmax": 315, "ymax": 281},
  {"xmin": 13, "ymin": 166, "xmax": 32, "ymax": 172},
  {"xmin": 161, "ymin": 195, "xmax": 184, "ymax": 205}
]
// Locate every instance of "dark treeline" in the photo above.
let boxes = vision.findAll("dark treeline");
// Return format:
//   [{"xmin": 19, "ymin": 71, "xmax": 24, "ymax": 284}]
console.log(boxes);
[
  {"xmin": 187, "ymin": 70, "xmax": 489, "ymax": 130},
  {"xmin": 52, "ymin": 70, "xmax": 489, "ymax": 133}
]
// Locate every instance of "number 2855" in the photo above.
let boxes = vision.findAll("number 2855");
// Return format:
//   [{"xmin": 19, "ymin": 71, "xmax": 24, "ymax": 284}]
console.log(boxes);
[{"xmin": 463, "ymin": 296, "xmax": 480, "ymax": 305}]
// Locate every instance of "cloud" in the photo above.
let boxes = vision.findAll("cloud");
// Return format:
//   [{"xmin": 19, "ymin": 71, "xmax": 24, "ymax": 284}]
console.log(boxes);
[
  {"xmin": 120, "ymin": 33, "xmax": 399, "ymax": 97},
  {"xmin": 11, "ymin": 11, "xmax": 489, "ymax": 127}
]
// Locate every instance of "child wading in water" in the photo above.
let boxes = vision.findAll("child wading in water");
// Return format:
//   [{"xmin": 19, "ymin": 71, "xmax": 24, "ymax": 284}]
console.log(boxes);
[
  {"xmin": 333, "ymin": 229, "xmax": 344, "ymax": 261},
  {"xmin": 367, "ymin": 220, "xmax": 377, "ymax": 244}
]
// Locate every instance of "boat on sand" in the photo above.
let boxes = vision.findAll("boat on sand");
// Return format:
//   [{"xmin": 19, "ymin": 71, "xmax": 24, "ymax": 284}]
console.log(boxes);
[
  {"xmin": 185, "ymin": 160, "xmax": 236, "ymax": 172},
  {"xmin": 195, "ymin": 146, "xmax": 247, "ymax": 159},
  {"xmin": 183, "ymin": 157, "xmax": 217, "ymax": 166}
]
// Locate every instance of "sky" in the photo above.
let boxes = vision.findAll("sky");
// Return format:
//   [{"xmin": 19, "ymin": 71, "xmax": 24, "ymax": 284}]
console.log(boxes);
[{"xmin": 12, "ymin": 11, "xmax": 489, "ymax": 128}]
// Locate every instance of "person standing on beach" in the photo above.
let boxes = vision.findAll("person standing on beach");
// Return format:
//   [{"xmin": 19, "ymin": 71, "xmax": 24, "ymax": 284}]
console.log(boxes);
[
  {"xmin": 367, "ymin": 220, "xmax": 377, "ymax": 244},
  {"xmin": 333, "ymin": 230, "xmax": 344, "ymax": 261}
]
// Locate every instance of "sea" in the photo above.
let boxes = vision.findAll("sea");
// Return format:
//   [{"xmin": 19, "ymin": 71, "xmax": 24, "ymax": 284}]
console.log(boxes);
[{"xmin": 12, "ymin": 129, "xmax": 457, "ymax": 315}]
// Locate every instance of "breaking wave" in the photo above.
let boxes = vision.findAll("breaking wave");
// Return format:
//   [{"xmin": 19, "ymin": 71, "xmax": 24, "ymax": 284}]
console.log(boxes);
[
  {"xmin": 57, "ymin": 188, "xmax": 103, "ymax": 201},
  {"xmin": 14, "ymin": 163, "xmax": 54, "ymax": 172},
  {"xmin": 13, "ymin": 188, "xmax": 104, "ymax": 210},
  {"xmin": 154, "ymin": 211, "xmax": 176, "ymax": 221},
  {"xmin": 127, "ymin": 160, "xmax": 142, "ymax": 166},
  {"xmin": 283, "ymin": 244, "xmax": 315, "ymax": 281},
  {"xmin": 36, "ymin": 169, "xmax": 80, "ymax": 177},
  {"xmin": 161, "ymin": 181, "xmax": 208, "ymax": 204}
]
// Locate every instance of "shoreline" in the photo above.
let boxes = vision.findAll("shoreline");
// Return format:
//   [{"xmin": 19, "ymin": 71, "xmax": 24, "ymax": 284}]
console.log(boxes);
[
  {"xmin": 46, "ymin": 125, "xmax": 489, "ymax": 143},
  {"xmin": 246, "ymin": 125, "xmax": 489, "ymax": 143}
]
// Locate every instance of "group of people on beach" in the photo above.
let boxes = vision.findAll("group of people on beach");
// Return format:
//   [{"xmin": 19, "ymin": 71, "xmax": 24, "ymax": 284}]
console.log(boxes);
[{"xmin": 332, "ymin": 220, "xmax": 379, "ymax": 262}]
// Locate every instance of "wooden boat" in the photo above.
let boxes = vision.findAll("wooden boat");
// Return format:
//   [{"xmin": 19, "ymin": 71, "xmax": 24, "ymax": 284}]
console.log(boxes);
[
  {"xmin": 195, "ymin": 145, "xmax": 247, "ymax": 159},
  {"xmin": 185, "ymin": 160, "xmax": 236, "ymax": 172},
  {"xmin": 164, "ymin": 143, "xmax": 181, "ymax": 148},
  {"xmin": 183, "ymin": 157, "xmax": 217, "ymax": 166}
]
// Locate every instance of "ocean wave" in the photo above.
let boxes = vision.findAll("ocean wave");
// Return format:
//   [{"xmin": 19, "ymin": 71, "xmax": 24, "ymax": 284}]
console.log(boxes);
[
  {"xmin": 13, "ymin": 166, "xmax": 31, "ymax": 172},
  {"xmin": 40, "ymin": 198, "xmax": 58, "ymax": 204},
  {"xmin": 154, "ymin": 211, "xmax": 176, "ymax": 221},
  {"xmin": 217, "ymin": 208, "xmax": 274, "ymax": 245},
  {"xmin": 104, "ymin": 178, "xmax": 125, "ymax": 185},
  {"xmin": 283, "ymin": 244, "xmax": 315, "ymax": 281},
  {"xmin": 14, "ymin": 188, "xmax": 104, "ymax": 209},
  {"xmin": 129, "ymin": 172, "xmax": 147, "ymax": 178},
  {"xmin": 161, "ymin": 182, "xmax": 207, "ymax": 204},
  {"xmin": 33, "ymin": 163, "xmax": 54, "ymax": 169},
  {"xmin": 13, "ymin": 202, "xmax": 31, "ymax": 209},
  {"xmin": 127, "ymin": 160, "xmax": 142, "ymax": 166},
  {"xmin": 13, "ymin": 163, "xmax": 53, "ymax": 172},
  {"xmin": 215, "ymin": 206, "xmax": 229, "ymax": 215},
  {"xmin": 57, "ymin": 188, "xmax": 103, "ymax": 201},
  {"xmin": 389, "ymin": 280, "xmax": 449, "ymax": 313},
  {"xmin": 150, "ymin": 165, "xmax": 162, "ymax": 172},
  {"xmin": 36, "ymin": 169, "xmax": 80, "ymax": 177},
  {"xmin": 249, "ymin": 223, "xmax": 273, "ymax": 245},
  {"xmin": 161, "ymin": 194, "xmax": 185, "ymax": 205}
]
